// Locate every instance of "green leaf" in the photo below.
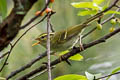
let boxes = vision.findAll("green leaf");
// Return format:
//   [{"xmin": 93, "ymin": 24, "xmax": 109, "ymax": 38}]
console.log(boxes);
[
  {"xmin": 106, "ymin": 67, "xmax": 120, "ymax": 80},
  {"xmin": 69, "ymin": 54, "xmax": 83, "ymax": 61},
  {"xmin": 105, "ymin": 10, "xmax": 120, "ymax": 15},
  {"xmin": 93, "ymin": 0, "xmax": 105, "ymax": 5},
  {"xmin": 77, "ymin": 10, "xmax": 97, "ymax": 16},
  {"xmin": 54, "ymin": 74, "xmax": 87, "ymax": 80},
  {"xmin": 0, "ymin": 0, "xmax": 7, "ymax": 20},
  {"xmin": 85, "ymin": 72, "xmax": 102, "ymax": 80},
  {"xmin": 71, "ymin": 2, "xmax": 99, "ymax": 10}
]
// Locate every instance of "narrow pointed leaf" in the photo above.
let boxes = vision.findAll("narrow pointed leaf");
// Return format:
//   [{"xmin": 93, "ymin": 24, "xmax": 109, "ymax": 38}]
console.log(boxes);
[{"xmin": 69, "ymin": 54, "xmax": 83, "ymax": 61}]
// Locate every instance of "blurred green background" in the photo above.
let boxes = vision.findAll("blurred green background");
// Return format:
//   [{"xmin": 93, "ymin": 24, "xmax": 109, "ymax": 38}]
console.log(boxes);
[{"xmin": 1, "ymin": 0, "xmax": 120, "ymax": 80}]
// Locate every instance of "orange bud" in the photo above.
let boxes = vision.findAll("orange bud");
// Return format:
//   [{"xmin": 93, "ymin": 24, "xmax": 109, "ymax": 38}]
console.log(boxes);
[
  {"xmin": 50, "ymin": 0, "xmax": 54, "ymax": 3},
  {"xmin": 45, "ymin": 8, "xmax": 52, "ymax": 13},
  {"xmin": 35, "ymin": 11, "xmax": 44, "ymax": 16}
]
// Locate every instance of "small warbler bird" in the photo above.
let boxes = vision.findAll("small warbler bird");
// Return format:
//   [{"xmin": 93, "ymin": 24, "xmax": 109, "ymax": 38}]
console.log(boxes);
[
  {"xmin": 32, "ymin": 13, "xmax": 103, "ymax": 52},
  {"xmin": 32, "ymin": 24, "xmax": 87, "ymax": 52}
]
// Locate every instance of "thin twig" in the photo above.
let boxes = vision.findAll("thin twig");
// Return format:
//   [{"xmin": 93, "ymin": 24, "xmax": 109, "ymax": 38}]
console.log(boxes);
[
  {"xmin": 46, "ymin": 0, "xmax": 52, "ymax": 79},
  {"xmin": 28, "ymin": 66, "xmax": 55, "ymax": 80},
  {"xmin": 0, "ymin": 44, "xmax": 13, "ymax": 72},
  {"xmin": 0, "ymin": 52, "xmax": 9, "ymax": 59},
  {"xmin": 96, "ymin": 71, "xmax": 120, "ymax": 80},
  {"xmin": 46, "ymin": 13, "xmax": 52, "ymax": 80}
]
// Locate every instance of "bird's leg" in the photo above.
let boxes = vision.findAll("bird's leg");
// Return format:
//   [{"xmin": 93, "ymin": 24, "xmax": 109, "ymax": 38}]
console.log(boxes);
[
  {"xmin": 71, "ymin": 29, "xmax": 85, "ymax": 51},
  {"xmin": 79, "ymin": 29, "xmax": 85, "ymax": 51},
  {"xmin": 79, "ymin": 34, "xmax": 84, "ymax": 51},
  {"xmin": 71, "ymin": 37, "xmax": 80, "ymax": 48}
]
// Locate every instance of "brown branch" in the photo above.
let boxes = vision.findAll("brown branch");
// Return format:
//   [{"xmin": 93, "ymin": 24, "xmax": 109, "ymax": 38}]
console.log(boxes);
[
  {"xmin": 96, "ymin": 71, "xmax": 120, "ymax": 80},
  {"xmin": 0, "ymin": 0, "xmax": 38, "ymax": 51}
]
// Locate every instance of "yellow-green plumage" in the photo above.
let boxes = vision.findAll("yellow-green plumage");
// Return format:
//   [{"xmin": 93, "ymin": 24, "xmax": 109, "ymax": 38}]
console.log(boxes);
[{"xmin": 35, "ymin": 24, "xmax": 87, "ymax": 52}]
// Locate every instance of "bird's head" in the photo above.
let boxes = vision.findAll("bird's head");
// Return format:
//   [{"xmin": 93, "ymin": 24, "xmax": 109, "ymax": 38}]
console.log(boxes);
[{"xmin": 32, "ymin": 33, "xmax": 55, "ymax": 47}]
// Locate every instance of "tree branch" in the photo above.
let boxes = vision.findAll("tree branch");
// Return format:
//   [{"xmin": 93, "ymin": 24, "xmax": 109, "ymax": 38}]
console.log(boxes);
[{"xmin": 0, "ymin": 0, "xmax": 38, "ymax": 51}]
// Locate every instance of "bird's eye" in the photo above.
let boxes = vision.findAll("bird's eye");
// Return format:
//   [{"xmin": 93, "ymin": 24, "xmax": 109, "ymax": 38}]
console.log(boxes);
[{"xmin": 41, "ymin": 36, "xmax": 45, "ymax": 39}]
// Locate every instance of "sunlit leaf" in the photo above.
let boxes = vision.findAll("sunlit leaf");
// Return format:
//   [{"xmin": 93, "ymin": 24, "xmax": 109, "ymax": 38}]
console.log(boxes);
[
  {"xmin": 106, "ymin": 67, "xmax": 120, "ymax": 80},
  {"xmin": 77, "ymin": 10, "xmax": 97, "ymax": 16},
  {"xmin": 85, "ymin": 72, "xmax": 102, "ymax": 80},
  {"xmin": 105, "ymin": 10, "xmax": 120, "ymax": 15},
  {"xmin": 93, "ymin": 0, "xmax": 105, "ymax": 5},
  {"xmin": 54, "ymin": 74, "xmax": 87, "ymax": 80},
  {"xmin": 0, "ymin": 0, "xmax": 7, "ymax": 20},
  {"xmin": 69, "ymin": 54, "xmax": 83, "ymax": 61},
  {"xmin": 71, "ymin": 2, "xmax": 99, "ymax": 10}
]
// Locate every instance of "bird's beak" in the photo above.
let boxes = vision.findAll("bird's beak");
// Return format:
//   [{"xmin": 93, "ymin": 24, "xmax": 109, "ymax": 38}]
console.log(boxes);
[
  {"xmin": 32, "ymin": 38, "xmax": 41, "ymax": 47},
  {"xmin": 32, "ymin": 41, "xmax": 40, "ymax": 47}
]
